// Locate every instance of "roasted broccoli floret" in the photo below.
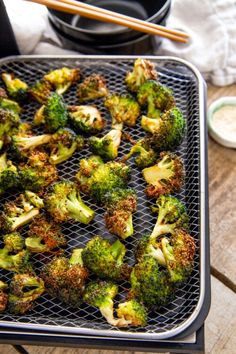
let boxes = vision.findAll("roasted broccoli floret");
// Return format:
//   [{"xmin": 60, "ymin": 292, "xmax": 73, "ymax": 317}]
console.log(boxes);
[
  {"xmin": 24, "ymin": 190, "xmax": 44, "ymax": 209},
  {"xmin": 1, "ymin": 73, "xmax": 28, "ymax": 102},
  {"xmin": 137, "ymin": 81, "xmax": 175, "ymax": 118},
  {"xmin": 49, "ymin": 128, "xmax": 84, "ymax": 165},
  {"xmin": 135, "ymin": 234, "xmax": 166, "ymax": 266},
  {"xmin": 0, "ymin": 233, "xmax": 32, "ymax": 273},
  {"xmin": 0, "ymin": 191, "xmax": 43, "ymax": 232},
  {"xmin": 142, "ymin": 152, "xmax": 184, "ymax": 198},
  {"xmin": 130, "ymin": 256, "xmax": 175, "ymax": 307},
  {"xmin": 0, "ymin": 93, "xmax": 21, "ymax": 117},
  {"xmin": 104, "ymin": 94, "xmax": 140, "ymax": 130},
  {"xmin": 0, "ymin": 105, "xmax": 20, "ymax": 149},
  {"xmin": 104, "ymin": 188, "xmax": 137, "ymax": 239},
  {"xmin": 45, "ymin": 180, "xmax": 95, "ymax": 224},
  {"xmin": 122, "ymin": 138, "xmax": 157, "ymax": 169},
  {"xmin": 8, "ymin": 273, "xmax": 45, "ymax": 314},
  {"xmin": 0, "ymin": 152, "xmax": 19, "ymax": 194},
  {"xmin": 19, "ymin": 150, "xmax": 58, "ymax": 192},
  {"xmin": 41, "ymin": 249, "xmax": 88, "ymax": 307},
  {"xmin": 82, "ymin": 235, "xmax": 131, "ymax": 280},
  {"xmin": 0, "ymin": 280, "xmax": 8, "ymax": 312},
  {"xmin": 89, "ymin": 129, "xmax": 121, "ymax": 160},
  {"xmin": 25, "ymin": 215, "xmax": 67, "ymax": 253},
  {"xmin": 29, "ymin": 79, "xmax": 52, "ymax": 104},
  {"xmin": 68, "ymin": 105, "xmax": 105, "ymax": 134},
  {"xmin": 77, "ymin": 74, "xmax": 109, "ymax": 102},
  {"xmin": 44, "ymin": 67, "xmax": 80, "ymax": 94},
  {"xmin": 76, "ymin": 156, "xmax": 131, "ymax": 204},
  {"xmin": 116, "ymin": 299, "xmax": 148, "ymax": 327},
  {"xmin": 142, "ymin": 107, "xmax": 186, "ymax": 150},
  {"xmin": 125, "ymin": 58, "xmax": 157, "ymax": 93},
  {"xmin": 161, "ymin": 229, "xmax": 196, "ymax": 284}
]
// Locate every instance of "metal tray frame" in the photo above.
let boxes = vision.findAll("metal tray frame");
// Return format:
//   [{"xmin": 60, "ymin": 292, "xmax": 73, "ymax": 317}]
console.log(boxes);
[{"xmin": 0, "ymin": 55, "xmax": 210, "ymax": 340}]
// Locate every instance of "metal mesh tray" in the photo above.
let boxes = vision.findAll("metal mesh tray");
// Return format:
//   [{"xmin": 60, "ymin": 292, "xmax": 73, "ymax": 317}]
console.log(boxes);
[{"xmin": 0, "ymin": 55, "xmax": 207, "ymax": 340}]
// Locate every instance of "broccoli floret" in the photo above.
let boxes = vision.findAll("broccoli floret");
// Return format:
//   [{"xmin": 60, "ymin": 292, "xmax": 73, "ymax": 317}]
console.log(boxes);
[
  {"xmin": 104, "ymin": 94, "xmax": 140, "ymax": 130},
  {"xmin": 116, "ymin": 299, "xmax": 148, "ymax": 327},
  {"xmin": 8, "ymin": 273, "xmax": 45, "ymax": 314},
  {"xmin": 130, "ymin": 256, "xmax": 175, "ymax": 307},
  {"xmin": 1, "ymin": 73, "xmax": 28, "ymax": 102},
  {"xmin": 44, "ymin": 67, "xmax": 80, "ymax": 95},
  {"xmin": 142, "ymin": 107, "xmax": 186, "ymax": 150},
  {"xmin": 41, "ymin": 249, "xmax": 88, "ymax": 307},
  {"xmin": 0, "ymin": 280, "xmax": 8, "ymax": 313},
  {"xmin": 142, "ymin": 152, "xmax": 184, "ymax": 198},
  {"xmin": 82, "ymin": 235, "xmax": 131, "ymax": 280},
  {"xmin": 29, "ymin": 80, "xmax": 52, "ymax": 104},
  {"xmin": 0, "ymin": 152, "xmax": 19, "ymax": 194},
  {"xmin": 68, "ymin": 105, "xmax": 105, "ymax": 134},
  {"xmin": 0, "ymin": 106, "xmax": 20, "ymax": 149},
  {"xmin": 89, "ymin": 129, "xmax": 121, "ymax": 160},
  {"xmin": 104, "ymin": 188, "xmax": 137, "ymax": 239},
  {"xmin": 122, "ymin": 138, "xmax": 157, "ymax": 169},
  {"xmin": 161, "ymin": 229, "xmax": 196, "ymax": 284},
  {"xmin": 45, "ymin": 180, "xmax": 95, "ymax": 224},
  {"xmin": 3, "ymin": 232, "xmax": 24, "ymax": 252},
  {"xmin": 137, "ymin": 81, "xmax": 175, "ymax": 118},
  {"xmin": 77, "ymin": 74, "xmax": 109, "ymax": 102},
  {"xmin": 25, "ymin": 214, "xmax": 67, "ymax": 253},
  {"xmin": 40, "ymin": 93, "xmax": 68, "ymax": 132},
  {"xmin": 0, "ymin": 95, "xmax": 21, "ymax": 117},
  {"xmin": 49, "ymin": 128, "xmax": 84, "ymax": 165},
  {"xmin": 125, "ymin": 58, "xmax": 158, "ymax": 93},
  {"xmin": 24, "ymin": 190, "xmax": 44, "ymax": 209},
  {"xmin": 135, "ymin": 234, "xmax": 166, "ymax": 266}
]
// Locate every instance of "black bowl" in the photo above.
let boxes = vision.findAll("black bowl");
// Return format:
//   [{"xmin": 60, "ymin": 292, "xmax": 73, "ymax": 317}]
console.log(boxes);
[{"xmin": 48, "ymin": 0, "xmax": 171, "ymax": 45}]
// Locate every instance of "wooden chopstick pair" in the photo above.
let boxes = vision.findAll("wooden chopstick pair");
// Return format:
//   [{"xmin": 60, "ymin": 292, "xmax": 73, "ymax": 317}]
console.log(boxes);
[{"xmin": 27, "ymin": 0, "xmax": 189, "ymax": 43}]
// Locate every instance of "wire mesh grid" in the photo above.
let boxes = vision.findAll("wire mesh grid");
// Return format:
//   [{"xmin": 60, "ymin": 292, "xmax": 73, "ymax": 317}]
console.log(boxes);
[{"xmin": 0, "ymin": 56, "xmax": 203, "ymax": 338}]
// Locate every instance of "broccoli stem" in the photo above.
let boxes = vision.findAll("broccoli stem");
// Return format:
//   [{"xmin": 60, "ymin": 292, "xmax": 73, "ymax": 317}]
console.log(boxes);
[
  {"xmin": 123, "ymin": 214, "xmax": 133, "ymax": 239},
  {"xmin": 66, "ymin": 191, "xmax": 94, "ymax": 224},
  {"xmin": 148, "ymin": 245, "xmax": 166, "ymax": 266},
  {"xmin": 100, "ymin": 301, "xmax": 131, "ymax": 327},
  {"xmin": 18, "ymin": 135, "xmax": 52, "ymax": 150},
  {"xmin": 0, "ymin": 153, "xmax": 7, "ymax": 171},
  {"xmin": 110, "ymin": 240, "xmax": 126, "ymax": 264},
  {"xmin": 150, "ymin": 223, "xmax": 173, "ymax": 239},
  {"xmin": 69, "ymin": 248, "xmax": 83, "ymax": 266},
  {"xmin": 11, "ymin": 209, "xmax": 40, "ymax": 231}
]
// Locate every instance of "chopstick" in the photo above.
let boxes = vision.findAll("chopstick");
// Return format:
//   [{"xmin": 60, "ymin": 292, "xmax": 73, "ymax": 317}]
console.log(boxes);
[{"xmin": 27, "ymin": 0, "xmax": 189, "ymax": 43}]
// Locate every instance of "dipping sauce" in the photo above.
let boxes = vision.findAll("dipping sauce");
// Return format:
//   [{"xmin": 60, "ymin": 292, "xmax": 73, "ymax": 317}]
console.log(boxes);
[{"xmin": 212, "ymin": 105, "xmax": 236, "ymax": 142}]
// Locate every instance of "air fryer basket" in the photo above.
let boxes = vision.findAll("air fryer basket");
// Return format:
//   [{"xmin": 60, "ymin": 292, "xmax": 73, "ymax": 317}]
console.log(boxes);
[{"xmin": 0, "ymin": 56, "xmax": 208, "ymax": 340}]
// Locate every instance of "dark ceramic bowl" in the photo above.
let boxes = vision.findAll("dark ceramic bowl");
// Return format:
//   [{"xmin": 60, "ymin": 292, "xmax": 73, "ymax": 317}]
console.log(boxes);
[{"xmin": 48, "ymin": 0, "xmax": 171, "ymax": 45}]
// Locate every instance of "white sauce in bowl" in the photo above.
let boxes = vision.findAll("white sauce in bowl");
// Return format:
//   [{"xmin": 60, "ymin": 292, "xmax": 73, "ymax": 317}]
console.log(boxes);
[{"xmin": 212, "ymin": 105, "xmax": 236, "ymax": 142}]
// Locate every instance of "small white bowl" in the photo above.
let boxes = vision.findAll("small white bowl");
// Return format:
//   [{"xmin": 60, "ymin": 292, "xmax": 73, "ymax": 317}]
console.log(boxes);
[{"xmin": 207, "ymin": 96, "xmax": 236, "ymax": 148}]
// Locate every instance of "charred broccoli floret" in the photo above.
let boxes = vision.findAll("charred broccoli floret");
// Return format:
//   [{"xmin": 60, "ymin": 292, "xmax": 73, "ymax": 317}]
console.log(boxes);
[
  {"xmin": 142, "ymin": 107, "xmax": 186, "ymax": 150},
  {"xmin": 8, "ymin": 273, "xmax": 45, "ymax": 314},
  {"xmin": 89, "ymin": 129, "xmax": 121, "ymax": 160},
  {"xmin": 68, "ymin": 105, "xmax": 105, "ymax": 134},
  {"xmin": 0, "ymin": 152, "xmax": 19, "ymax": 194},
  {"xmin": 82, "ymin": 235, "xmax": 131, "ymax": 280},
  {"xmin": 28, "ymin": 79, "xmax": 52, "ymax": 104},
  {"xmin": 49, "ymin": 128, "xmax": 84, "ymax": 165},
  {"xmin": 44, "ymin": 67, "xmax": 80, "ymax": 95},
  {"xmin": 0, "ymin": 104, "xmax": 20, "ymax": 149},
  {"xmin": 137, "ymin": 81, "xmax": 175, "ymax": 118},
  {"xmin": 104, "ymin": 188, "xmax": 137, "ymax": 239},
  {"xmin": 77, "ymin": 74, "xmax": 109, "ymax": 102},
  {"xmin": 142, "ymin": 152, "xmax": 184, "ymax": 198},
  {"xmin": 0, "ymin": 93, "xmax": 21, "ymax": 118},
  {"xmin": 25, "ymin": 215, "xmax": 67, "ymax": 253},
  {"xmin": 116, "ymin": 299, "xmax": 148, "ymax": 327},
  {"xmin": 0, "ymin": 280, "xmax": 8, "ymax": 312},
  {"xmin": 125, "ymin": 58, "xmax": 157, "ymax": 93},
  {"xmin": 45, "ymin": 180, "xmax": 95, "ymax": 224},
  {"xmin": 41, "ymin": 249, "xmax": 88, "ymax": 307},
  {"xmin": 122, "ymin": 138, "xmax": 157, "ymax": 169},
  {"xmin": 104, "ymin": 94, "xmax": 140, "ymax": 130},
  {"xmin": 130, "ymin": 256, "xmax": 175, "ymax": 307},
  {"xmin": 24, "ymin": 190, "xmax": 44, "ymax": 209},
  {"xmin": 19, "ymin": 150, "xmax": 58, "ymax": 192},
  {"xmin": 1, "ymin": 73, "xmax": 28, "ymax": 102}
]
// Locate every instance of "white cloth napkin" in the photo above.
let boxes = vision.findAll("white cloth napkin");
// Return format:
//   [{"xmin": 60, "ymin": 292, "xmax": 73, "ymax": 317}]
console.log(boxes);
[{"xmin": 4, "ymin": 0, "xmax": 236, "ymax": 86}]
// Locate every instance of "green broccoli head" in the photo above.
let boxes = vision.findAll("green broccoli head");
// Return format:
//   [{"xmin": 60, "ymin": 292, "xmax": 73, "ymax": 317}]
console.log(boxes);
[
  {"xmin": 89, "ymin": 129, "xmax": 121, "ymax": 160},
  {"xmin": 1, "ymin": 73, "xmax": 28, "ymax": 102},
  {"xmin": 25, "ymin": 214, "xmax": 67, "ymax": 253},
  {"xmin": 116, "ymin": 299, "xmax": 148, "ymax": 327},
  {"xmin": 0, "ymin": 107, "xmax": 20, "ymax": 149},
  {"xmin": 77, "ymin": 74, "xmax": 109, "ymax": 102},
  {"xmin": 8, "ymin": 273, "xmax": 45, "ymax": 314},
  {"xmin": 0, "ymin": 280, "xmax": 8, "ymax": 313},
  {"xmin": 28, "ymin": 79, "xmax": 52, "ymax": 104},
  {"xmin": 104, "ymin": 94, "xmax": 140, "ymax": 130},
  {"xmin": 0, "ymin": 152, "xmax": 19, "ymax": 194},
  {"xmin": 142, "ymin": 152, "xmax": 184, "ymax": 198},
  {"xmin": 45, "ymin": 180, "xmax": 95, "ymax": 224},
  {"xmin": 68, "ymin": 105, "xmax": 105, "ymax": 134},
  {"xmin": 44, "ymin": 67, "xmax": 80, "ymax": 95},
  {"xmin": 122, "ymin": 138, "xmax": 157, "ymax": 169},
  {"xmin": 41, "ymin": 249, "xmax": 88, "ymax": 307},
  {"xmin": 43, "ymin": 93, "xmax": 68, "ymax": 132},
  {"xmin": 82, "ymin": 235, "xmax": 131, "ymax": 281},
  {"xmin": 49, "ymin": 128, "xmax": 84, "ymax": 165},
  {"xmin": 3, "ymin": 232, "xmax": 24, "ymax": 252}
]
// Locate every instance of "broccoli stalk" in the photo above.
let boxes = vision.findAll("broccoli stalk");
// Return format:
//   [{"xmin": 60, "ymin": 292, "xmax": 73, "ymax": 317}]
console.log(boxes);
[
  {"xmin": 0, "ymin": 280, "xmax": 8, "ymax": 312},
  {"xmin": 11, "ymin": 133, "xmax": 52, "ymax": 159},
  {"xmin": 125, "ymin": 58, "xmax": 158, "ymax": 92},
  {"xmin": 89, "ymin": 129, "xmax": 121, "ymax": 160},
  {"xmin": 1, "ymin": 73, "xmax": 28, "ymax": 102},
  {"xmin": 44, "ymin": 67, "xmax": 80, "ymax": 95},
  {"xmin": 135, "ymin": 234, "xmax": 166, "ymax": 266},
  {"xmin": 122, "ymin": 138, "xmax": 157, "ymax": 169}
]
